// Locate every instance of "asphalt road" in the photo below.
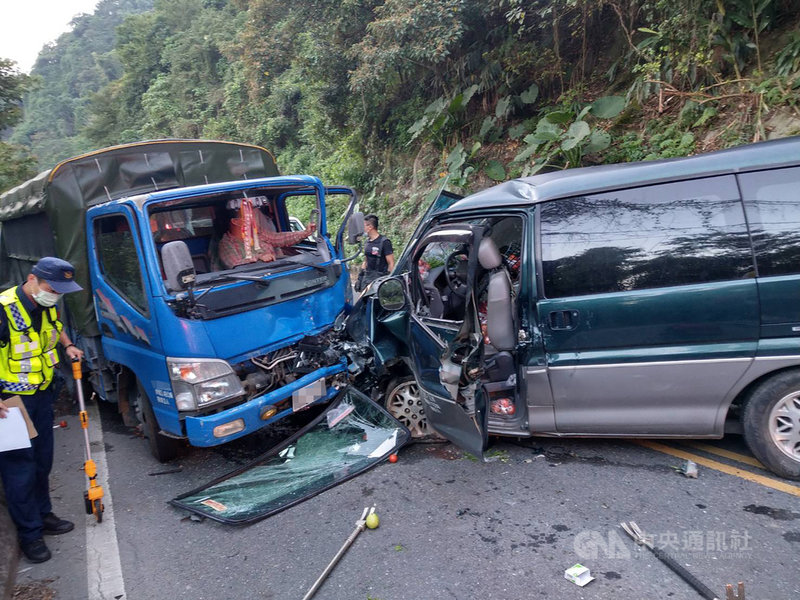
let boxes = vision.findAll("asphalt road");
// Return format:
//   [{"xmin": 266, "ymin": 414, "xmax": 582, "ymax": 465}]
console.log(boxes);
[{"xmin": 13, "ymin": 396, "xmax": 800, "ymax": 600}]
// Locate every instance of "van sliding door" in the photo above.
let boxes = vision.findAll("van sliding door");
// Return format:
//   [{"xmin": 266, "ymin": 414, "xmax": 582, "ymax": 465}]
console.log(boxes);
[{"xmin": 537, "ymin": 175, "xmax": 758, "ymax": 435}]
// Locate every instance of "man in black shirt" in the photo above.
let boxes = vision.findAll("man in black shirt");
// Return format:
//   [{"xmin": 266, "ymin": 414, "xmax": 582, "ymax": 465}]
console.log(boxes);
[{"xmin": 357, "ymin": 214, "xmax": 394, "ymax": 291}]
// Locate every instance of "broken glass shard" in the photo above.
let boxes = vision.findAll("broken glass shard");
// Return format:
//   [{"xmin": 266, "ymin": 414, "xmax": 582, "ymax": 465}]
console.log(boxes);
[{"xmin": 171, "ymin": 386, "xmax": 410, "ymax": 524}]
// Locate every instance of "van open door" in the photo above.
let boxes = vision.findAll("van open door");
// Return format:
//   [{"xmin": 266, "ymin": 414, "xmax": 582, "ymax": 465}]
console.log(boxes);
[{"xmin": 377, "ymin": 224, "xmax": 487, "ymax": 457}]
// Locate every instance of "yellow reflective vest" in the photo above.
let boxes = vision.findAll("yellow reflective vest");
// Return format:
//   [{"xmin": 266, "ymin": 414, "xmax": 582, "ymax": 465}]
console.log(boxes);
[{"xmin": 0, "ymin": 286, "xmax": 62, "ymax": 395}]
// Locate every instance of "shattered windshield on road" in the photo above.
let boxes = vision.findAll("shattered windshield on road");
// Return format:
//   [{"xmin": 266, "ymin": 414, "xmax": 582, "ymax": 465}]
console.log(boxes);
[{"xmin": 171, "ymin": 387, "xmax": 410, "ymax": 524}]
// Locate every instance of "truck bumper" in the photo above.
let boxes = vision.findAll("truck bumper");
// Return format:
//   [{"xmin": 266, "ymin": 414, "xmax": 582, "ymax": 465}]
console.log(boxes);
[{"xmin": 184, "ymin": 360, "xmax": 348, "ymax": 446}]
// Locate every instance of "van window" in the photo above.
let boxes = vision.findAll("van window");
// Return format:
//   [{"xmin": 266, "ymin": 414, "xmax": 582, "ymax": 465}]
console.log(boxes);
[
  {"xmin": 540, "ymin": 176, "xmax": 753, "ymax": 298},
  {"xmin": 739, "ymin": 166, "xmax": 800, "ymax": 277},
  {"xmin": 94, "ymin": 214, "xmax": 148, "ymax": 314}
]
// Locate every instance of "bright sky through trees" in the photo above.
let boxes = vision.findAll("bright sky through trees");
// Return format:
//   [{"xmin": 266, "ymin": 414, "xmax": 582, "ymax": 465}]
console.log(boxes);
[{"xmin": 0, "ymin": 1, "xmax": 100, "ymax": 72}]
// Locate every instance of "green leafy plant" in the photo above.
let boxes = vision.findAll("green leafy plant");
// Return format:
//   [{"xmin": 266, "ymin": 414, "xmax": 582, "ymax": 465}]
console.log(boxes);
[
  {"xmin": 445, "ymin": 141, "xmax": 481, "ymax": 187},
  {"xmin": 775, "ymin": 32, "xmax": 800, "ymax": 77},
  {"xmin": 407, "ymin": 85, "xmax": 480, "ymax": 148},
  {"xmin": 512, "ymin": 96, "xmax": 626, "ymax": 174}
]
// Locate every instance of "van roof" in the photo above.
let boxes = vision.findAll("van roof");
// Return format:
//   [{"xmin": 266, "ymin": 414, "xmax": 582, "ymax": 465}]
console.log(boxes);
[{"xmin": 449, "ymin": 136, "xmax": 800, "ymax": 212}]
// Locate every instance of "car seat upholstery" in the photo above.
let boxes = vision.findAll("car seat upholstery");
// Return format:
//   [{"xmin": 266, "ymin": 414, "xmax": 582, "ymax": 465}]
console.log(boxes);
[{"xmin": 478, "ymin": 237, "xmax": 516, "ymax": 352}]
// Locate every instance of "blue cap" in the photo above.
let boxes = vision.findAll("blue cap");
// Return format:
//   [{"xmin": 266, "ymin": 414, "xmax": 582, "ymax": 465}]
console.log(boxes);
[{"xmin": 31, "ymin": 257, "xmax": 83, "ymax": 294}]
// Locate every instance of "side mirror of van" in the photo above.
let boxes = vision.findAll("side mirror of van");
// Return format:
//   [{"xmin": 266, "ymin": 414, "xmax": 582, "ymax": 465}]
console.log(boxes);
[
  {"xmin": 376, "ymin": 278, "xmax": 405, "ymax": 311},
  {"xmin": 162, "ymin": 241, "xmax": 196, "ymax": 292},
  {"xmin": 347, "ymin": 212, "xmax": 365, "ymax": 245}
]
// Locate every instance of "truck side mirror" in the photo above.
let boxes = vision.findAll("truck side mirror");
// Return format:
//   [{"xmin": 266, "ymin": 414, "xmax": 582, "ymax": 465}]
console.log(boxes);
[
  {"xmin": 347, "ymin": 212, "xmax": 365, "ymax": 245},
  {"xmin": 162, "ymin": 241, "xmax": 196, "ymax": 292}
]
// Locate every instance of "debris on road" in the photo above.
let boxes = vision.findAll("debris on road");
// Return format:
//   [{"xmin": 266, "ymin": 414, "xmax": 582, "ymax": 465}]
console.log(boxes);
[
  {"xmin": 725, "ymin": 581, "xmax": 746, "ymax": 600},
  {"xmin": 171, "ymin": 388, "xmax": 408, "ymax": 524},
  {"xmin": 682, "ymin": 460, "xmax": 699, "ymax": 478},
  {"xmin": 302, "ymin": 506, "xmax": 376, "ymax": 600},
  {"xmin": 621, "ymin": 521, "xmax": 721, "ymax": 600},
  {"xmin": 12, "ymin": 580, "xmax": 56, "ymax": 600},
  {"xmin": 365, "ymin": 512, "xmax": 379, "ymax": 529},
  {"xmin": 564, "ymin": 563, "xmax": 594, "ymax": 587},
  {"xmin": 148, "ymin": 467, "xmax": 183, "ymax": 476}
]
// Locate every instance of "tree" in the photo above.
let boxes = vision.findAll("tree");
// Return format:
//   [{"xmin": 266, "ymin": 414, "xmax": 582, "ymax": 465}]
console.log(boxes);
[
  {"xmin": 0, "ymin": 58, "xmax": 30, "ymax": 130},
  {"xmin": 0, "ymin": 59, "xmax": 37, "ymax": 192}
]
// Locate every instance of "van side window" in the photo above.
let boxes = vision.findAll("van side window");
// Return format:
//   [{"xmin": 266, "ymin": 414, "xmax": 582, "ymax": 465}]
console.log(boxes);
[
  {"xmin": 540, "ymin": 176, "xmax": 752, "ymax": 298},
  {"xmin": 739, "ymin": 166, "xmax": 800, "ymax": 277},
  {"xmin": 94, "ymin": 214, "xmax": 148, "ymax": 314}
]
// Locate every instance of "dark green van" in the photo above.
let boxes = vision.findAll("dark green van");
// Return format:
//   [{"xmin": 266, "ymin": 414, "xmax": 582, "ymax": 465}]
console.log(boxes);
[{"xmin": 359, "ymin": 135, "xmax": 800, "ymax": 480}]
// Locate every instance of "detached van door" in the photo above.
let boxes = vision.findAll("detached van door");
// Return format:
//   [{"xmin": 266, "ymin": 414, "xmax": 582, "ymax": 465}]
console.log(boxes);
[
  {"xmin": 537, "ymin": 176, "xmax": 759, "ymax": 435},
  {"xmin": 404, "ymin": 224, "xmax": 487, "ymax": 457}
]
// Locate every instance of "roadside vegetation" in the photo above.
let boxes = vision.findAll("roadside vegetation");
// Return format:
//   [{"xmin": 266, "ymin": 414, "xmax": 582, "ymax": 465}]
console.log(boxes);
[{"xmin": 3, "ymin": 0, "xmax": 800, "ymax": 248}]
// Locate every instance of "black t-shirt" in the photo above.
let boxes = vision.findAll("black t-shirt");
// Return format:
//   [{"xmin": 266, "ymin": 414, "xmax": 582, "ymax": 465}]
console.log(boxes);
[{"xmin": 364, "ymin": 235, "xmax": 393, "ymax": 274}]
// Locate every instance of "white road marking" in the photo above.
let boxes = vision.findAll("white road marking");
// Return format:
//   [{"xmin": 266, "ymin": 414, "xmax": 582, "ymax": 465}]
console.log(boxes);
[{"xmin": 85, "ymin": 400, "xmax": 126, "ymax": 599}]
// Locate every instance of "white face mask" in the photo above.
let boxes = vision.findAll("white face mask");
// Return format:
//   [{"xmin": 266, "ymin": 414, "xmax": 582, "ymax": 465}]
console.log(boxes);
[{"xmin": 33, "ymin": 288, "xmax": 61, "ymax": 307}]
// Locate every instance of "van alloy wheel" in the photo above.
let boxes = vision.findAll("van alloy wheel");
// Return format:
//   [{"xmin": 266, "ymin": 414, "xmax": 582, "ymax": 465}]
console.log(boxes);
[
  {"xmin": 743, "ymin": 371, "xmax": 800, "ymax": 481},
  {"xmin": 768, "ymin": 391, "xmax": 800, "ymax": 461},
  {"xmin": 385, "ymin": 376, "xmax": 429, "ymax": 438}
]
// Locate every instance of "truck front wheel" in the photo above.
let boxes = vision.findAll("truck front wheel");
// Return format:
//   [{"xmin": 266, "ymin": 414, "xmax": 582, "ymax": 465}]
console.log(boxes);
[
  {"xmin": 137, "ymin": 383, "xmax": 181, "ymax": 463},
  {"xmin": 742, "ymin": 371, "xmax": 800, "ymax": 481}
]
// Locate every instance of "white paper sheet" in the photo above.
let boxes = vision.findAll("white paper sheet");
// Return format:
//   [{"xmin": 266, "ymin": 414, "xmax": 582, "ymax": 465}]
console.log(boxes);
[{"xmin": 0, "ymin": 407, "xmax": 32, "ymax": 452}]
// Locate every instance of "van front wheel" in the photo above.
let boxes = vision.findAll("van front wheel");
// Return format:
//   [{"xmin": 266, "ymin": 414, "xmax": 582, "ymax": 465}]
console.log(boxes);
[
  {"xmin": 743, "ymin": 372, "xmax": 800, "ymax": 480},
  {"xmin": 137, "ymin": 383, "xmax": 181, "ymax": 463},
  {"xmin": 385, "ymin": 376, "xmax": 430, "ymax": 439}
]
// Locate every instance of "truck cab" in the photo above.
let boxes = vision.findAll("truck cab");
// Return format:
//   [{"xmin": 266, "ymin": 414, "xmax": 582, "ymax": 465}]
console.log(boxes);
[{"xmin": 0, "ymin": 141, "xmax": 364, "ymax": 461}]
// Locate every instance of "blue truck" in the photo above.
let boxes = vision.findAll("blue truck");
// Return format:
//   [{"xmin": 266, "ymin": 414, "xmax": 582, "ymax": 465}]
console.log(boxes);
[{"xmin": 0, "ymin": 140, "xmax": 365, "ymax": 461}]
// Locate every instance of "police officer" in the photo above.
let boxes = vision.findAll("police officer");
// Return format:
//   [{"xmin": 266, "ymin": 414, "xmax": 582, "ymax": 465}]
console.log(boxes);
[
  {"xmin": 0, "ymin": 257, "xmax": 84, "ymax": 563},
  {"xmin": 357, "ymin": 214, "xmax": 395, "ymax": 291}
]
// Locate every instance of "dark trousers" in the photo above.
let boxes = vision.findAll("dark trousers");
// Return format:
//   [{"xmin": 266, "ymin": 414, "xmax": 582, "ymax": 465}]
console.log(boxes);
[{"xmin": 0, "ymin": 386, "xmax": 55, "ymax": 542}]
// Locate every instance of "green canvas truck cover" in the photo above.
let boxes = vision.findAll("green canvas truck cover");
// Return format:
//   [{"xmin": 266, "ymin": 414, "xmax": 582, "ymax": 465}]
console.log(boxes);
[{"xmin": 0, "ymin": 139, "xmax": 279, "ymax": 336}]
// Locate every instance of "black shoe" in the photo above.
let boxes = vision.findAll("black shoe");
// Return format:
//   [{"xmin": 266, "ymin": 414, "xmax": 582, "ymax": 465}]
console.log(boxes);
[
  {"xmin": 20, "ymin": 538, "xmax": 51, "ymax": 563},
  {"xmin": 42, "ymin": 512, "xmax": 74, "ymax": 535}
]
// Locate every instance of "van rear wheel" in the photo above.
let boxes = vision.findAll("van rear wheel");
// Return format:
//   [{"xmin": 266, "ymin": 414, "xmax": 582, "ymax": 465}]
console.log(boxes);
[
  {"xmin": 742, "ymin": 371, "xmax": 800, "ymax": 480},
  {"xmin": 137, "ymin": 383, "xmax": 181, "ymax": 463}
]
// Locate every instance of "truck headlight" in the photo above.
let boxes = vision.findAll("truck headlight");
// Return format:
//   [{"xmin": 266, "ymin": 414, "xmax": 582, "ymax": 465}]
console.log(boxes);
[{"xmin": 167, "ymin": 358, "xmax": 244, "ymax": 411}]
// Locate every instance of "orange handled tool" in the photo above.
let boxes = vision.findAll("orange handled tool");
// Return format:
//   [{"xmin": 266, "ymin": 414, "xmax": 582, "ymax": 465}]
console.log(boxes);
[{"xmin": 73, "ymin": 358, "xmax": 104, "ymax": 523}]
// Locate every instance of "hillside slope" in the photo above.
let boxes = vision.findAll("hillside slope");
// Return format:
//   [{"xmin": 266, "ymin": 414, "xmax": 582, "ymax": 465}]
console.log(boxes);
[{"xmin": 6, "ymin": 0, "xmax": 800, "ymax": 247}]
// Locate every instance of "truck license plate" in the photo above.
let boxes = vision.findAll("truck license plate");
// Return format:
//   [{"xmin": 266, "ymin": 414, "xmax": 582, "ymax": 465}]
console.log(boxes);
[{"xmin": 292, "ymin": 377, "xmax": 326, "ymax": 412}]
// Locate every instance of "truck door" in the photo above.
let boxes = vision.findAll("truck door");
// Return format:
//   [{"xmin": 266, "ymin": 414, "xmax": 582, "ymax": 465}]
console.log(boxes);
[
  {"xmin": 403, "ymin": 224, "xmax": 487, "ymax": 457},
  {"xmin": 89, "ymin": 207, "xmax": 162, "ymax": 358}
]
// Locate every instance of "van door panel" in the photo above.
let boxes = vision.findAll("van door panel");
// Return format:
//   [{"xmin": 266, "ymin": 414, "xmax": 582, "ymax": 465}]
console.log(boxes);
[
  {"xmin": 537, "ymin": 176, "xmax": 758, "ymax": 435},
  {"xmin": 740, "ymin": 167, "xmax": 800, "ymax": 347},
  {"xmin": 404, "ymin": 225, "xmax": 487, "ymax": 456}
]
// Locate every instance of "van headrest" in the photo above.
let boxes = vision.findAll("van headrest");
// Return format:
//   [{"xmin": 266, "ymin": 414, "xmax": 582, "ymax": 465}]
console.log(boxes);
[{"xmin": 478, "ymin": 237, "xmax": 502, "ymax": 270}]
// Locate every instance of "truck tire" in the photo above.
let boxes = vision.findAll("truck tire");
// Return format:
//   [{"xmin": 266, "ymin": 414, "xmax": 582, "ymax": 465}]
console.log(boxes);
[
  {"xmin": 137, "ymin": 383, "xmax": 181, "ymax": 463},
  {"xmin": 742, "ymin": 371, "xmax": 800, "ymax": 481}
]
